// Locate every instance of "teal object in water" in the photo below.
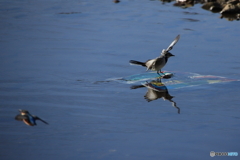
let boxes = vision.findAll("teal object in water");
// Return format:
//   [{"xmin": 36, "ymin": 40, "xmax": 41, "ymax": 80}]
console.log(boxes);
[
  {"xmin": 120, "ymin": 71, "xmax": 173, "ymax": 83},
  {"xmin": 108, "ymin": 71, "xmax": 239, "ymax": 89}
]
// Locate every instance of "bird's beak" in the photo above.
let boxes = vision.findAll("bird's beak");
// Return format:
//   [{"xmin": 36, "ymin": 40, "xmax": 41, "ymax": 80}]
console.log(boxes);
[{"xmin": 167, "ymin": 52, "xmax": 175, "ymax": 57}]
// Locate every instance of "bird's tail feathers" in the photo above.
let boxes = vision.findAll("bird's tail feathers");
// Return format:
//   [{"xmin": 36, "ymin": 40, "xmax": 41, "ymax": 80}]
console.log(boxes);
[{"xmin": 129, "ymin": 60, "xmax": 146, "ymax": 66}]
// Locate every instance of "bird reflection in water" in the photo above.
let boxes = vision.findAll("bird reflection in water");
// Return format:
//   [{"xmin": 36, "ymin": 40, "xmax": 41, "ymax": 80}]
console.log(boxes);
[
  {"xmin": 15, "ymin": 109, "xmax": 49, "ymax": 126},
  {"xmin": 131, "ymin": 80, "xmax": 180, "ymax": 114}
]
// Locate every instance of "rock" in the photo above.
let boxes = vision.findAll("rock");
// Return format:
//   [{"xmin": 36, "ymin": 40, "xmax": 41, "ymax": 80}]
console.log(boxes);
[
  {"xmin": 174, "ymin": 0, "xmax": 194, "ymax": 8},
  {"xmin": 220, "ymin": 0, "xmax": 240, "ymax": 13},
  {"xmin": 113, "ymin": 0, "xmax": 120, "ymax": 3},
  {"xmin": 220, "ymin": 13, "xmax": 240, "ymax": 20},
  {"xmin": 202, "ymin": 2, "xmax": 224, "ymax": 12}
]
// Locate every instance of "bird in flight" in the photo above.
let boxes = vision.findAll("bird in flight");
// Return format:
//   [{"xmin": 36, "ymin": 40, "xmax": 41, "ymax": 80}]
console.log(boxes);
[{"xmin": 15, "ymin": 109, "xmax": 49, "ymax": 126}]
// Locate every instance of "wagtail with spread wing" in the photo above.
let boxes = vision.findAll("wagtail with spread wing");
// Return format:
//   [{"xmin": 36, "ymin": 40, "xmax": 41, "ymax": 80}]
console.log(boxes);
[{"xmin": 129, "ymin": 35, "xmax": 180, "ymax": 75}]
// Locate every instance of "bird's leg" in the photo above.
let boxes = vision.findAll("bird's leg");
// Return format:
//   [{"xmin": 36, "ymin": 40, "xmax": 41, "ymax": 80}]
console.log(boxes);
[
  {"xmin": 160, "ymin": 69, "xmax": 165, "ymax": 75},
  {"xmin": 157, "ymin": 70, "xmax": 165, "ymax": 76},
  {"xmin": 157, "ymin": 71, "xmax": 162, "ymax": 82},
  {"xmin": 169, "ymin": 99, "xmax": 180, "ymax": 114}
]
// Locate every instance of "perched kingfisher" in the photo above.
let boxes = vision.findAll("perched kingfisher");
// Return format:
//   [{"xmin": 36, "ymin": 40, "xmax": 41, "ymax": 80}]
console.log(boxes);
[{"xmin": 15, "ymin": 109, "xmax": 49, "ymax": 126}]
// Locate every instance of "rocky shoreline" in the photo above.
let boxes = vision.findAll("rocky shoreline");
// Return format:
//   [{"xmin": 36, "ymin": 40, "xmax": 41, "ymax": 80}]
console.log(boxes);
[
  {"xmin": 173, "ymin": 0, "xmax": 240, "ymax": 20},
  {"xmin": 113, "ymin": 0, "xmax": 240, "ymax": 21}
]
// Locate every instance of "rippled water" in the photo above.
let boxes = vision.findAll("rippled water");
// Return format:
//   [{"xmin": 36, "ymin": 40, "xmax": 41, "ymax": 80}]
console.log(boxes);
[{"xmin": 1, "ymin": 0, "xmax": 240, "ymax": 159}]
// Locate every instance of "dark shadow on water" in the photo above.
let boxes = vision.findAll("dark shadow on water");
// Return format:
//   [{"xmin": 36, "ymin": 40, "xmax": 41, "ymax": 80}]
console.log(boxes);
[
  {"xmin": 58, "ymin": 12, "xmax": 81, "ymax": 14},
  {"xmin": 182, "ymin": 18, "xmax": 200, "ymax": 22},
  {"xmin": 131, "ymin": 80, "xmax": 180, "ymax": 114}
]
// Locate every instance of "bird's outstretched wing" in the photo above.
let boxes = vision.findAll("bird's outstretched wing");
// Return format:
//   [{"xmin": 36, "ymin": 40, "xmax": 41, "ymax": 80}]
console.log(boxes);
[
  {"xmin": 15, "ymin": 115, "xmax": 28, "ymax": 121},
  {"xmin": 166, "ymin": 35, "xmax": 180, "ymax": 52}
]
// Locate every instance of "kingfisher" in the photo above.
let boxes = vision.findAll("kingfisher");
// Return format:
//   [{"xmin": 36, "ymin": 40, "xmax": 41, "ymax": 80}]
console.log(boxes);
[{"xmin": 15, "ymin": 109, "xmax": 49, "ymax": 126}]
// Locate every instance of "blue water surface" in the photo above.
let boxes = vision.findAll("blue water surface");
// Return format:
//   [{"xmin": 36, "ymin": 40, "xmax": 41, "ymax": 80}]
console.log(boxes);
[{"xmin": 0, "ymin": 0, "xmax": 240, "ymax": 160}]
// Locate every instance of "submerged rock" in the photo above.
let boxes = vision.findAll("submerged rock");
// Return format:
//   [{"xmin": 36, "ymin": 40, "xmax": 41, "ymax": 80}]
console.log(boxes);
[
  {"xmin": 113, "ymin": 0, "xmax": 120, "ymax": 3},
  {"xmin": 220, "ymin": 13, "xmax": 240, "ymax": 20}
]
